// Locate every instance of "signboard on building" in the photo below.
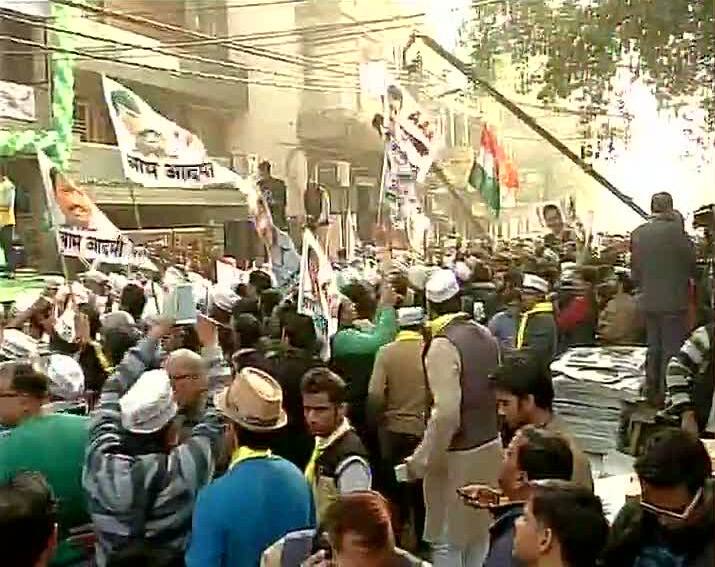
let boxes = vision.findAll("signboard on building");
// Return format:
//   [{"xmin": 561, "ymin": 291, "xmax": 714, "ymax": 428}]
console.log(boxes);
[{"xmin": 0, "ymin": 80, "xmax": 35, "ymax": 122}]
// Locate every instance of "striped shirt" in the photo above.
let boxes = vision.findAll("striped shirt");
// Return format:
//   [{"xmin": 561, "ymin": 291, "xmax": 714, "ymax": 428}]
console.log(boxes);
[
  {"xmin": 82, "ymin": 336, "xmax": 223, "ymax": 566},
  {"xmin": 665, "ymin": 324, "xmax": 714, "ymax": 430}
]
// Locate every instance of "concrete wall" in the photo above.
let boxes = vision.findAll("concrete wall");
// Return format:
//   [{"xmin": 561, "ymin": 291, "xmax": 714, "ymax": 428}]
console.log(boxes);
[{"xmin": 226, "ymin": 2, "xmax": 303, "ymax": 178}]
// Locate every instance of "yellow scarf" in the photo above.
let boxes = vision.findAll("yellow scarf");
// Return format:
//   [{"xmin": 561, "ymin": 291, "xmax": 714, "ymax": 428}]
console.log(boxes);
[
  {"xmin": 92, "ymin": 341, "xmax": 113, "ymax": 375},
  {"xmin": 427, "ymin": 312, "xmax": 467, "ymax": 336},
  {"xmin": 304, "ymin": 418, "xmax": 352, "ymax": 485},
  {"xmin": 229, "ymin": 446, "xmax": 272, "ymax": 470},
  {"xmin": 395, "ymin": 330, "xmax": 423, "ymax": 342},
  {"xmin": 516, "ymin": 302, "xmax": 554, "ymax": 349}
]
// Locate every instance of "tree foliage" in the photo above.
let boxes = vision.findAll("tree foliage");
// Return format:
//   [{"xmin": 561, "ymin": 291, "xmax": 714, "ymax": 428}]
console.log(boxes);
[{"xmin": 467, "ymin": 0, "xmax": 715, "ymax": 131}]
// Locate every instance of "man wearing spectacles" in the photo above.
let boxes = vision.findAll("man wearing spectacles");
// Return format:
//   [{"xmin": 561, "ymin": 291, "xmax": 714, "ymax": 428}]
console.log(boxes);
[
  {"xmin": 0, "ymin": 362, "xmax": 91, "ymax": 565},
  {"xmin": 165, "ymin": 348, "xmax": 210, "ymax": 443},
  {"xmin": 0, "ymin": 361, "xmax": 48, "ymax": 434},
  {"xmin": 604, "ymin": 428, "xmax": 714, "ymax": 567}
]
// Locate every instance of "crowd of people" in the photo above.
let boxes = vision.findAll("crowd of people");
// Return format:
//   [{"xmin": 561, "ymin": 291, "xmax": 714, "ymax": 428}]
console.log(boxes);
[{"xmin": 0, "ymin": 190, "xmax": 713, "ymax": 567}]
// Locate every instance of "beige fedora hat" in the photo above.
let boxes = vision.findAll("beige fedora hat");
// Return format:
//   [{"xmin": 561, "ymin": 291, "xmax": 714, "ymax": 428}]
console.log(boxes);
[{"xmin": 214, "ymin": 367, "xmax": 287, "ymax": 432}]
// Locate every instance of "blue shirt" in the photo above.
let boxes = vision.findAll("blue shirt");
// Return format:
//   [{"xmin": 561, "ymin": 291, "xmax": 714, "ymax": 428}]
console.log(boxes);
[
  {"xmin": 186, "ymin": 455, "xmax": 315, "ymax": 567},
  {"xmin": 484, "ymin": 504, "xmax": 524, "ymax": 567},
  {"xmin": 488, "ymin": 310, "xmax": 518, "ymax": 350}
]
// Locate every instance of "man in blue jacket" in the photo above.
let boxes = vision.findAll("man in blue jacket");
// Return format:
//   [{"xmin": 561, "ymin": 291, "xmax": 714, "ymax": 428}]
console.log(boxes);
[
  {"xmin": 460, "ymin": 426, "xmax": 574, "ymax": 567},
  {"xmin": 186, "ymin": 367, "xmax": 315, "ymax": 567}
]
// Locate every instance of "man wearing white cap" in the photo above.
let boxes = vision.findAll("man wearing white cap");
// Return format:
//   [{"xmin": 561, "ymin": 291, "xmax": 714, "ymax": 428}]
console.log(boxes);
[
  {"xmin": 83, "ymin": 319, "xmax": 224, "ymax": 566},
  {"xmin": 186, "ymin": 367, "xmax": 314, "ymax": 567},
  {"xmin": 368, "ymin": 306, "xmax": 428, "ymax": 548},
  {"xmin": 44, "ymin": 353, "xmax": 87, "ymax": 415},
  {"xmin": 400, "ymin": 269, "xmax": 502, "ymax": 566},
  {"xmin": 81, "ymin": 270, "xmax": 111, "ymax": 313},
  {"xmin": 516, "ymin": 273, "xmax": 557, "ymax": 368}
]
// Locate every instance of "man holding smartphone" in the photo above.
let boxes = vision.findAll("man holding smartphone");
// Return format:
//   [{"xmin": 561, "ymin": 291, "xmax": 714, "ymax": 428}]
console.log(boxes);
[{"xmin": 459, "ymin": 426, "xmax": 574, "ymax": 567}]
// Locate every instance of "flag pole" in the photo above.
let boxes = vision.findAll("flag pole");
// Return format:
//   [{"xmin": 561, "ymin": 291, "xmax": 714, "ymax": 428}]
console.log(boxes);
[{"xmin": 414, "ymin": 34, "xmax": 649, "ymax": 221}]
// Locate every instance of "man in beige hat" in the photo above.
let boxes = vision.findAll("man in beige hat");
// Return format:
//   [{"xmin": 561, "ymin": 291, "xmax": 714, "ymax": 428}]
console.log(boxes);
[{"xmin": 186, "ymin": 366, "xmax": 315, "ymax": 567}]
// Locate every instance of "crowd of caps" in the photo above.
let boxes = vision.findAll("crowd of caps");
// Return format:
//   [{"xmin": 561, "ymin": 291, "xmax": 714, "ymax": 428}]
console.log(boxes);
[{"xmin": 0, "ymin": 190, "xmax": 713, "ymax": 567}]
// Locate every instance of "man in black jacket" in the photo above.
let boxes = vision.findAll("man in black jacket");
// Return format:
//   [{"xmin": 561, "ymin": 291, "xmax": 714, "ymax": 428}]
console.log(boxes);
[
  {"xmin": 603, "ymin": 429, "xmax": 714, "ymax": 567},
  {"xmin": 258, "ymin": 160, "xmax": 287, "ymax": 229},
  {"xmin": 269, "ymin": 312, "xmax": 324, "ymax": 470},
  {"xmin": 631, "ymin": 192, "xmax": 696, "ymax": 406}
]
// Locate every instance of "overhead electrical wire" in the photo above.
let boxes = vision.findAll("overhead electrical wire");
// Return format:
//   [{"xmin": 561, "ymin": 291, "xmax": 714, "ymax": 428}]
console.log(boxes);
[
  {"xmin": 51, "ymin": 0, "xmax": 374, "ymax": 78},
  {"xmin": 2, "ymin": 0, "xmax": 529, "ymax": 108},
  {"xmin": 46, "ymin": 0, "xmax": 311, "ymax": 20},
  {"xmin": 0, "ymin": 34, "xmax": 365, "ymax": 94},
  {"xmin": 0, "ymin": 7, "xmax": 480, "ymax": 101},
  {"xmin": 2, "ymin": 1, "xmax": 625, "ymax": 136},
  {"xmin": 0, "ymin": 10, "xmax": 364, "ymax": 86},
  {"xmin": 0, "ymin": 21, "xmax": 426, "ymax": 95},
  {"xmin": 46, "ymin": 0, "xmax": 495, "ymax": 78},
  {"xmin": 82, "ymin": 12, "xmax": 426, "ymax": 52},
  {"xmin": 0, "ymin": 13, "xmax": 329, "ymax": 86},
  {"xmin": 51, "ymin": 0, "xmax": 507, "ymax": 79},
  {"xmin": 51, "ymin": 0, "xmax": 498, "ymax": 73}
]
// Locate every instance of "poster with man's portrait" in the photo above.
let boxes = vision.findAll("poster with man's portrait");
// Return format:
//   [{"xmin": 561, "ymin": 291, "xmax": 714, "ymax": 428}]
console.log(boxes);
[
  {"xmin": 37, "ymin": 150, "xmax": 143, "ymax": 264},
  {"xmin": 103, "ymin": 76, "xmax": 237, "ymax": 188},
  {"xmin": 297, "ymin": 228, "xmax": 340, "ymax": 359},
  {"xmin": 381, "ymin": 80, "xmax": 441, "ymax": 183},
  {"xmin": 0, "ymin": 80, "xmax": 35, "ymax": 122}
]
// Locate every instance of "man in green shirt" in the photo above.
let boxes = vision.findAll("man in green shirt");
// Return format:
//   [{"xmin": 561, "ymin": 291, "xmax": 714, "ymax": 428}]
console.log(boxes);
[
  {"xmin": 330, "ymin": 280, "xmax": 397, "ymax": 440},
  {"xmin": 0, "ymin": 360, "xmax": 90, "ymax": 566}
]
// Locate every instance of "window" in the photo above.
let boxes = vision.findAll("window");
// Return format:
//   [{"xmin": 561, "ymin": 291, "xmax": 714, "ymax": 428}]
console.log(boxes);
[
  {"xmin": 453, "ymin": 113, "xmax": 467, "ymax": 147},
  {"xmin": 73, "ymin": 99, "xmax": 117, "ymax": 144},
  {"xmin": 0, "ymin": 19, "xmax": 39, "ymax": 85},
  {"xmin": 73, "ymin": 101, "xmax": 89, "ymax": 141}
]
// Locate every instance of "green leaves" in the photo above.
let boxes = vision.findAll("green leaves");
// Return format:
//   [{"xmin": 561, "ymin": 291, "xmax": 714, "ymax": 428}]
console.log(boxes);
[{"xmin": 467, "ymin": 0, "xmax": 714, "ymax": 129}]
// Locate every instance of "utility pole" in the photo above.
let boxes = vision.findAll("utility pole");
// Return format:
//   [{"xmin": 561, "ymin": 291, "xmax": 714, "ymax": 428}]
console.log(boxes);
[{"xmin": 414, "ymin": 34, "xmax": 649, "ymax": 221}]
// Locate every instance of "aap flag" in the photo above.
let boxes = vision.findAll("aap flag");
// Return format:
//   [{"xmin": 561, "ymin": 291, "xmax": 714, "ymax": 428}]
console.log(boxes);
[
  {"xmin": 376, "ymin": 79, "xmax": 440, "ymax": 249},
  {"xmin": 297, "ymin": 228, "xmax": 340, "ymax": 360},
  {"xmin": 37, "ymin": 150, "xmax": 145, "ymax": 264},
  {"xmin": 103, "ymin": 76, "xmax": 237, "ymax": 189},
  {"xmin": 382, "ymin": 79, "xmax": 441, "ymax": 183}
]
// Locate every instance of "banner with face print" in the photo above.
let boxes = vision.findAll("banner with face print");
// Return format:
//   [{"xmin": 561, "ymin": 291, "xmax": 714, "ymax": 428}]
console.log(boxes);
[
  {"xmin": 38, "ymin": 150, "xmax": 146, "ymax": 264},
  {"xmin": 0, "ymin": 80, "xmax": 35, "ymax": 122},
  {"xmin": 297, "ymin": 228, "xmax": 340, "ymax": 360},
  {"xmin": 381, "ymin": 80, "xmax": 441, "ymax": 183},
  {"xmin": 103, "ymin": 76, "xmax": 297, "ymax": 266},
  {"xmin": 103, "ymin": 76, "xmax": 239, "ymax": 189}
]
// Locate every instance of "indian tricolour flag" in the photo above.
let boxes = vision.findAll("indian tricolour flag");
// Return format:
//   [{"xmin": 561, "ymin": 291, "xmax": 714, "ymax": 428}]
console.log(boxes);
[{"xmin": 468, "ymin": 125, "xmax": 519, "ymax": 216}]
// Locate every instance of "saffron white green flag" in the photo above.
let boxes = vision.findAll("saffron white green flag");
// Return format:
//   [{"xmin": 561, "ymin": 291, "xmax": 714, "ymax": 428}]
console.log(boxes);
[{"xmin": 469, "ymin": 125, "xmax": 501, "ymax": 216}]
